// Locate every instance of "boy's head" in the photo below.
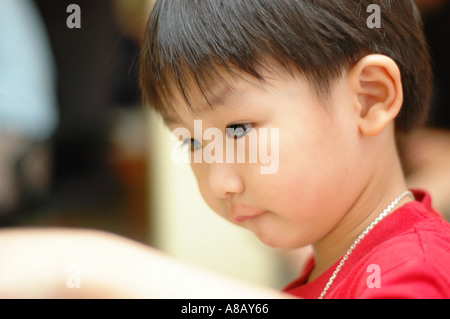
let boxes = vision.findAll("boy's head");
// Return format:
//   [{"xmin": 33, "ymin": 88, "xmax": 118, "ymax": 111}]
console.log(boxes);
[
  {"xmin": 140, "ymin": 0, "xmax": 431, "ymax": 132},
  {"xmin": 139, "ymin": 0, "xmax": 432, "ymax": 249}
]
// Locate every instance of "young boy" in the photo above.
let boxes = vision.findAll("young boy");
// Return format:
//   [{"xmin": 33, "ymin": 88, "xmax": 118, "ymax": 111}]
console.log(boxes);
[{"xmin": 139, "ymin": 0, "xmax": 450, "ymax": 298}]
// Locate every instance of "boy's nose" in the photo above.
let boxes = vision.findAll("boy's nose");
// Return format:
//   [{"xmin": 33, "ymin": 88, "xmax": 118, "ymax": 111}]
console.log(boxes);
[{"xmin": 208, "ymin": 163, "xmax": 245, "ymax": 199}]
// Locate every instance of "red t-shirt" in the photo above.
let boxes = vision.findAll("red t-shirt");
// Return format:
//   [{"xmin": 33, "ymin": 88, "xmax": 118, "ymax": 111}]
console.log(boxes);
[{"xmin": 283, "ymin": 190, "xmax": 450, "ymax": 299}]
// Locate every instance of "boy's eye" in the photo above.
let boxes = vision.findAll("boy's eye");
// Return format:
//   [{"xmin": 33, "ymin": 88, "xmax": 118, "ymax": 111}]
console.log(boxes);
[
  {"xmin": 226, "ymin": 123, "xmax": 253, "ymax": 139},
  {"xmin": 182, "ymin": 138, "xmax": 203, "ymax": 152}
]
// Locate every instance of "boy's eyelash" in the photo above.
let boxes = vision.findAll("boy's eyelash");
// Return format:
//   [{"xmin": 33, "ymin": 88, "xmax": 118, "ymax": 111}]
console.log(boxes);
[
  {"xmin": 226, "ymin": 123, "xmax": 253, "ymax": 139},
  {"xmin": 181, "ymin": 138, "xmax": 202, "ymax": 151},
  {"xmin": 179, "ymin": 122, "xmax": 254, "ymax": 152}
]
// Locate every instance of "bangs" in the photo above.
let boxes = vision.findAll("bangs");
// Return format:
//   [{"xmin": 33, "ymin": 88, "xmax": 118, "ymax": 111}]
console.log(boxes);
[
  {"xmin": 139, "ymin": 0, "xmax": 346, "ymax": 116},
  {"xmin": 140, "ymin": 0, "xmax": 432, "ymax": 132}
]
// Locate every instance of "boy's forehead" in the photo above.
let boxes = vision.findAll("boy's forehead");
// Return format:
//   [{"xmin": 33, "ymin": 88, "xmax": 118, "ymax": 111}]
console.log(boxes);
[
  {"xmin": 161, "ymin": 60, "xmax": 297, "ymax": 126},
  {"xmin": 162, "ymin": 78, "xmax": 244, "ymax": 125},
  {"xmin": 162, "ymin": 88, "xmax": 233, "ymax": 126}
]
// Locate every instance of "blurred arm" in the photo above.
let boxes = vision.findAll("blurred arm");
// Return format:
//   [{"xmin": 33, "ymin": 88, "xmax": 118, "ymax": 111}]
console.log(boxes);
[{"xmin": 0, "ymin": 228, "xmax": 293, "ymax": 299}]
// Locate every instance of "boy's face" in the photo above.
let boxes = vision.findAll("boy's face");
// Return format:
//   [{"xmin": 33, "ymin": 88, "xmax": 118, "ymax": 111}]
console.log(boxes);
[{"xmin": 167, "ymin": 64, "xmax": 372, "ymax": 249}]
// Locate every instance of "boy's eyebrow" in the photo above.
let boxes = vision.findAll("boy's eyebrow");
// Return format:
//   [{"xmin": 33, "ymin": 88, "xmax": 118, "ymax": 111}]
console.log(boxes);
[
  {"xmin": 162, "ymin": 85, "xmax": 241, "ymax": 126},
  {"xmin": 205, "ymin": 85, "xmax": 236, "ymax": 109}
]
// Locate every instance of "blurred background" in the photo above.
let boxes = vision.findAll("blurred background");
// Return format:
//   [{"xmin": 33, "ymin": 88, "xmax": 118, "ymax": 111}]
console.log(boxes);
[
  {"xmin": 0, "ymin": 0, "xmax": 448, "ymax": 291},
  {"xmin": 0, "ymin": 0, "xmax": 287, "ymax": 290}
]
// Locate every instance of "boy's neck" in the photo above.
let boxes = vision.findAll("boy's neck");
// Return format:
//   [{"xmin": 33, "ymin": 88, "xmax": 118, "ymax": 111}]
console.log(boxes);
[{"xmin": 308, "ymin": 150, "xmax": 414, "ymax": 282}]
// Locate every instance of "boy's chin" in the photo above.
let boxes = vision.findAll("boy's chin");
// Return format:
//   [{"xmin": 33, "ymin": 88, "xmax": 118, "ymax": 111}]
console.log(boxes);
[{"xmin": 250, "ymin": 230, "xmax": 307, "ymax": 250}]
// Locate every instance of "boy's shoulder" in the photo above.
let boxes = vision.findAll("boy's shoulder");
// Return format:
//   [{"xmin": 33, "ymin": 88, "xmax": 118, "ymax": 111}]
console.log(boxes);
[
  {"xmin": 362, "ymin": 189, "xmax": 450, "ymax": 267},
  {"xmin": 285, "ymin": 190, "xmax": 450, "ymax": 299},
  {"xmin": 340, "ymin": 190, "xmax": 450, "ymax": 298}
]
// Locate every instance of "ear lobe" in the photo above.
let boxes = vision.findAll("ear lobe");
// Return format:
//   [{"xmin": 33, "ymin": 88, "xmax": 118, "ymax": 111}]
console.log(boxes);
[{"xmin": 349, "ymin": 55, "xmax": 403, "ymax": 137}]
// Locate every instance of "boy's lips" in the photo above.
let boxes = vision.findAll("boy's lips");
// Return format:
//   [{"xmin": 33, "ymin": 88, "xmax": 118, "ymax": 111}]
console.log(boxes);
[{"xmin": 229, "ymin": 203, "xmax": 266, "ymax": 223}]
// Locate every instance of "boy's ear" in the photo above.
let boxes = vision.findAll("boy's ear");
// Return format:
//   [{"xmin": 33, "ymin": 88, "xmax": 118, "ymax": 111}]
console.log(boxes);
[{"xmin": 347, "ymin": 54, "xmax": 403, "ymax": 136}]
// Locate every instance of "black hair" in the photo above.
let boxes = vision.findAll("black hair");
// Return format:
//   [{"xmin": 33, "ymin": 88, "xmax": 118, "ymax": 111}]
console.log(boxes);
[{"xmin": 140, "ymin": 0, "xmax": 432, "ymax": 132}]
